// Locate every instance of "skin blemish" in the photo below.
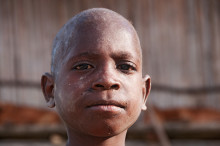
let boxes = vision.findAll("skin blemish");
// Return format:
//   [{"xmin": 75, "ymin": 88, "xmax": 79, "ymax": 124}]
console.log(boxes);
[{"xmin": 80, "ymin": 76, "xmax": 86, "ymax": 80}]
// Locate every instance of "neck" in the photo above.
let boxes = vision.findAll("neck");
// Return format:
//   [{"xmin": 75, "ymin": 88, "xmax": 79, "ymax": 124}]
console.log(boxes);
[{"xmin": 66, "ymin": 130, "xmax": 127, "ymax": 146}]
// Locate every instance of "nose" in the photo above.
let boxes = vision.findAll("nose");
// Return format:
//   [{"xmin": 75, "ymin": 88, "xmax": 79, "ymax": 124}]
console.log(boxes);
[{"xmin": 92, "ymin": 66, "xmax": 120, "ymax": 90}]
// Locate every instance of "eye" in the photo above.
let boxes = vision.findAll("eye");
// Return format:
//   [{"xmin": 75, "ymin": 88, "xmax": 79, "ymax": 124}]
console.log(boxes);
[
  {"xmin": 73, "ymin": 63, "xmax": 94, "ymax": 70},
  {"xmin": 117, "ymin": 63, "xmax": 137, "ymax": 72}
]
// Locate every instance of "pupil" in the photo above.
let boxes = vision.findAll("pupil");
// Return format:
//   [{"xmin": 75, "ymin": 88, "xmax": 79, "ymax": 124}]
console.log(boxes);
[
  {"xmin": 122, "ymin": 64, "xmax": 129, "ymax": 70},
  {"xmin": 82, "ymin": 65, "xmax": 88, "ymax": 69}
]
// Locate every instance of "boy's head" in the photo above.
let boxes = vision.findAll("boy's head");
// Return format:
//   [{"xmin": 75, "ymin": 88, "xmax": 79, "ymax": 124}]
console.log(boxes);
[{"xmin": 41, "ymin": 8, "xmax": 150, "ymax": 139}]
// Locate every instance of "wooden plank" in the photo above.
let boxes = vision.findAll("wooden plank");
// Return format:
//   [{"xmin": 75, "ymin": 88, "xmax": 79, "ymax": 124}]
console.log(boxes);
[{"xmin": 0, "ymin": 0, "xmax": 219, "ymax": 108}]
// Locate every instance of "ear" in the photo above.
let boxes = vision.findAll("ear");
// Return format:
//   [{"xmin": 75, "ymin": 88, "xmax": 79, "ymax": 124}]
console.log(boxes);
[
  {"xmin": 41, "ymin": 72, "xmax": 55, "ymax": 108},
  {"xmin": 141, "ymin": 74, "xmax": 151, "ymax": 110}
]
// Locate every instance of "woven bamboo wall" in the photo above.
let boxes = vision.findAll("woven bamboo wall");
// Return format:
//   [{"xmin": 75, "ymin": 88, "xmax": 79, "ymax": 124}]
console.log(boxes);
[{"xmin": 0, "ymin": 0, "xmax": 219, "ymax": 109}]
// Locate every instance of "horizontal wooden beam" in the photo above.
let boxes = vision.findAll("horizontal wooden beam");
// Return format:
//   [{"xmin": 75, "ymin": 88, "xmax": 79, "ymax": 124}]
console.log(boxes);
[
  {"xmin": 1, "ymin": 123, "xmax": 220, "ymax": 140},
  {"xmin": 0, "ymin": 80, "xmax": 220, "ymax": 94}
]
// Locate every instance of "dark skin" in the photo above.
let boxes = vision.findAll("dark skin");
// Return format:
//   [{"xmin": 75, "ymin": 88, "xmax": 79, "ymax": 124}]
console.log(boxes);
[{"xmin": 41, "ymin": 8, "xmax": 151, "ymax": 146}]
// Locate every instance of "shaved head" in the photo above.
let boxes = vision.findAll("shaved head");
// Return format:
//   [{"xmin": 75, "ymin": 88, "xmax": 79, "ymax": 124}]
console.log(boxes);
[
  {"xmin": 42, "ymin": 8, "xmax": 151, "ymax": 144},
  {"xmin": 51, "ymin": 8, "xmax": 141, "ymax": 76}
]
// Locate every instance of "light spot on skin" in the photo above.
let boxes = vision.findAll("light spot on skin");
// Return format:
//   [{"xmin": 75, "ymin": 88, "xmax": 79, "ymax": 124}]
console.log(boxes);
[{"xmin": 80, "ymin": 76, "xmax": 86, "ymax": 80}]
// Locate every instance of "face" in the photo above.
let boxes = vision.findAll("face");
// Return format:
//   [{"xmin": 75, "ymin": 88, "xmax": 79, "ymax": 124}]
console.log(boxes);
[{"xmin": 43, "ymin": 23, "xmax": 150, "ymax": 138}]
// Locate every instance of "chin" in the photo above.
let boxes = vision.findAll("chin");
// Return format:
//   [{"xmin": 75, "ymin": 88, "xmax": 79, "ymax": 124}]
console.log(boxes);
[
  {"xmin": 87, "ymin": 126, "xmax": 127, "ymax": 138},
  {"xmin": 82, "ymin": 118, "xmax": 133, "ymax": 138}
]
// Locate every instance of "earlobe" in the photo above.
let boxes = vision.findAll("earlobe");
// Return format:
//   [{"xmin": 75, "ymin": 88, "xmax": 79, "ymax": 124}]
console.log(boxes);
[
  {"xmin": 47, "ymin": 97, "xmax": 55, "ymax": 108},
  {"xmin": 41, "ymin": 73, "xmax": 55, "ymax": 108},
  {"xmin": 141, "ymin": 74, "xmax": 151, "ymax": 110}
]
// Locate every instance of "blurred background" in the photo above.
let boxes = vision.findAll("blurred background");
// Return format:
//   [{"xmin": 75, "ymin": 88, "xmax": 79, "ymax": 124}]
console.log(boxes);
[{"xmin": 0, "ymin": 0, "xmax": 220, "ymax": 145}]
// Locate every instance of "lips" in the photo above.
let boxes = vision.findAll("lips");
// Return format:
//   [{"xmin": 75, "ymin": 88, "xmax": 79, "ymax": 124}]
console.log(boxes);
[
  {"xmin": 86, "ymin": 100, "xmax": 126, "ymax": 109},
  {"xmin": 85, "ymin": 100, "xmax": 126, "ymax": 113}
]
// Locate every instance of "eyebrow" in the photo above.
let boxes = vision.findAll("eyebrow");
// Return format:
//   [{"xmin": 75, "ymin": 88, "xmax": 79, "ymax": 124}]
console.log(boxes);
[
  {"xmin": 66, "ymin": 50, "xmax": 140, "ymax": 64},
  {"xmin": 67, "ymin": 52, "xmax": 100, "ymax": 60},
  {"xmin": 111, "ymin": 51, "xmax": 141, "ymax": 64},
  {"xmin": 111, "ymin": 51, "xmax": 134, "ymax": 59},
  {"xmin": 65, "ymin": 52, "xmax": 100, "ymax": 65}
]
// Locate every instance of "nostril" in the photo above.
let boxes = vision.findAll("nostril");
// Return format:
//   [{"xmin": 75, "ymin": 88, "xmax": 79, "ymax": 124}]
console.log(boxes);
[
  {"xmin": 92, "ymin": 82, "xmax": 120, "ymax": 90},
  {"xmin": 111, "ymin": 84, "xmax": 119, "ymax": 90},
  {"xmin": 95, "ymin": 84, "xmax": 104, "ymax": 88}
]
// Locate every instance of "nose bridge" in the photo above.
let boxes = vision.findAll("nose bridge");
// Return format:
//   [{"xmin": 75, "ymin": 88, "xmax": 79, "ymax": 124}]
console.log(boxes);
[
  {"xmin": 92, "ymin": 62, "xmax": 120, "ymax": 90},
  {"xmin": 99, "ymin": 62, "xmax": 115, "ymax": 80},
  {"xmin": 98, "ymin": 62, "xmax": 119, "ymax": 84}
]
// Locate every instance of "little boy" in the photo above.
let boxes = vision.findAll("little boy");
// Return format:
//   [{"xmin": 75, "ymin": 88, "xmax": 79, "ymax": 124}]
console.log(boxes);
[{"xmin": 41, "ymin": 8, "xmax": 151, "ymax": 146}]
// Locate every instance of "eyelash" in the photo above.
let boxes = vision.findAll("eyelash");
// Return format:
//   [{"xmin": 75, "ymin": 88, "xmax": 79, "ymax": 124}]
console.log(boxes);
[
  {"xmin": 117, "ymin": 63, "xmax": 137, "ymax": 73},
  {"xmin": 73, "ymin": 63, "xmax": 94, "ymax": 70},
  {"xmin": 72, "ymin": 62, "xmax": 137, "ymax": 73}
]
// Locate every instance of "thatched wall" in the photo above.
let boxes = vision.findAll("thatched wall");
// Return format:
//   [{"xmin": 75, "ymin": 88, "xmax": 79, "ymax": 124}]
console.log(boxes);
[{"xmin": 0, "ymin": 0, "xmax": 219, "ymax": 109}]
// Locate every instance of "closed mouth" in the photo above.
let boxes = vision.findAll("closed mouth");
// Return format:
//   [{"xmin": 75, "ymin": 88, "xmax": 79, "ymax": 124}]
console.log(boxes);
[{"xmin": 86, "ymin": 100, "xmax": 126, "ymax": 109}]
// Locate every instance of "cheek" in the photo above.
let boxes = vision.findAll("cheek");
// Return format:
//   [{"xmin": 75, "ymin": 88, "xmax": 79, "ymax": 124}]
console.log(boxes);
[
  {"xmin": 55, "ymin": 73, "xmax": 95, "ymax": 116},
  {"xmin": 54, "ymin": 85, "xmax": 85, "ymax": 130},
  {"xmin": 124, "ymin": 76, "xmax": 143, "ymax": 102},
  {"xmin": 124, "ymin": 77, "xmax": 143, "ymax": 119},
  {"xmin": 54, "ymin": 79, "xmax": 85, "ymax": 119},
  {"xmin": 128, "ymin": 90, "xmax": 142, "ymax": 115}
]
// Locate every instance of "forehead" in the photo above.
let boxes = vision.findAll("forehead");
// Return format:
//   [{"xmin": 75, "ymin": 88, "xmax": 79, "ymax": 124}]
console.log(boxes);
[
  {"xmin": 64, "ymin": 24, "xmax": 141, "ymax": 64},
  {"xmin": 52, "ymin": 9, "xmax": 143, "ymax": 74}
]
